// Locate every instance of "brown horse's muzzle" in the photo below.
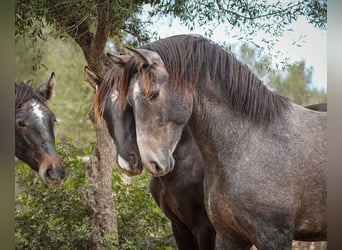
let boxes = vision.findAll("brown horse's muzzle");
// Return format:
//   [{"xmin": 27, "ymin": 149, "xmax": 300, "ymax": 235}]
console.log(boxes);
[
  {"xmin": 117, "ymin": 152, "xmax": 143, "ymax": 177},
  {"xmin": 39, "ymin": 155, "xmax": 66, "ymax": 188}
]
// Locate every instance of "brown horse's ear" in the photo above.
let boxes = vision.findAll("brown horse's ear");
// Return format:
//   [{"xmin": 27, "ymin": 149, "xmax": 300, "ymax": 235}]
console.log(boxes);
[
  {"xmin": 37, "ymin": 72, "xmax": 56, "ymax": 101},
  {"xmin": 107, "ymin": 53, "xmax": 131, "ymax": 68},
  {"xmin": 84, "ymin": 66, "xmax": 102, "ymax": 90},
  {"xmin": 126, "ymin": 47, "xmax": 166, "ymax": 73}
]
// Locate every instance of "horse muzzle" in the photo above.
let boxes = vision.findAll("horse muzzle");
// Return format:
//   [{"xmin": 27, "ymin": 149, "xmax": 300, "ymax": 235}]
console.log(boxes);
[
  {"xmin": 117, "ymin": 153, "xmax": 143, "ymax": 177},
  {"xmin": 142, "ymin": 154, "xmax": 175, "ymax": 177},
  {"xmin": 39, "ymin": 156, "xmax": 66, "ymax": 188}
]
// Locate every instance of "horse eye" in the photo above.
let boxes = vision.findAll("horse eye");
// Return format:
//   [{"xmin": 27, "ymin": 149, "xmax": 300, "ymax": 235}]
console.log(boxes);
[
  {"xmin": 142, "ymin": 63, "xmax": 150, "ymax": 70},
  {"xmin": 148, "ymin": 90, "xmax": 160, "ymax": 101},
  {"xmin": 16, "ymin": 119, "xmax": 27, "ymax": 128}
]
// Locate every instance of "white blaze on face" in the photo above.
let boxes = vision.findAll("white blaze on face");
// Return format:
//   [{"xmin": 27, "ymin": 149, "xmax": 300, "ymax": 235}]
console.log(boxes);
[
  {"xmin": 118, "ymin": 154, "xmax": 131, "ymax": 171},
  {"xmin": 111, "ymin": 90, "xmax": 118, "ymax": 103},
  {"xmin": 32, "ymin": 102, "xmax": 44, "ymax": 123}
]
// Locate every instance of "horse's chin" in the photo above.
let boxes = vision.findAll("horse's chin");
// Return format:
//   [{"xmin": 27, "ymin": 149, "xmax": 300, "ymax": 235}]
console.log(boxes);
[
  {"xmin": 42, "ymin": 179, "xmax": 64, "ymax": 188},
  {"xmin": 117, "ymin": 165, "xmax": 143, "ymax": 177},
  {"xmin": 39, "ymin": 171, "xmax": 64, "ymax": 188},
  {"xmin": 117, "ymin": 155, "xmax": 143, "ymax": 176}
]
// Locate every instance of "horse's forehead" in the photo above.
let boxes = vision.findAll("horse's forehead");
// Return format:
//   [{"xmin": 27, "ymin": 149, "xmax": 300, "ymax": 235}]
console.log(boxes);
[
  {"xmin": 154, "ymin": 62, "xmax": 168, "ymax": 75},
  {"xmin": 26, "ymin": 100, "xmax": 52, "ymax": 122},
  {"xmin": 32, "ymin": 101, "xmax": 44, "ymax": 121}
]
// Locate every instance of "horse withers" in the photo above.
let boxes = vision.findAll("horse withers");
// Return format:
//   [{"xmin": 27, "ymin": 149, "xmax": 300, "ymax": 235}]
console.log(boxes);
[
  {"xmin": 15, "ymin": 73, "xmax": 65, "ymax": 188},
  {"xmin": 85, "ymin": 64, "xmax": 216, "ymax": 250},
  {"xmin": 305, "ymin": 103, "xmax": 327, "ymax": 112},
  {"xmin": 119, "ymin": 35, "xmax": 327, "ymax": 249}
]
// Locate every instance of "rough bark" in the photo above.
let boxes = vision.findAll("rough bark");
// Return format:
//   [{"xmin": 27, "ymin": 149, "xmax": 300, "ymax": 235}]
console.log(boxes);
[
  {"xmin": 82, "ymin": 56, "xmax": 118, "ymax": 250},
  {"xmin": 84, "ymin": 111, "xmax": 118, "ymax": 249},
  {"xmin": 54, "ymin": 1, "xmax": 119, "ymax": 248}
]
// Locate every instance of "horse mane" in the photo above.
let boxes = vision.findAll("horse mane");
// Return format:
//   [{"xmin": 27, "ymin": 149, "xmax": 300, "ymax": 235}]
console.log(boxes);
[
  {"xmin": 120, "ymin": 34, "xmax": 291, "ymax": 125},
  {"xmin": 15, "ymin": 82, "xmax": 47, "ymax": 110},
  {"xmin": 93, "ymin": 67, "xmax": 122, "ymax": 122}
]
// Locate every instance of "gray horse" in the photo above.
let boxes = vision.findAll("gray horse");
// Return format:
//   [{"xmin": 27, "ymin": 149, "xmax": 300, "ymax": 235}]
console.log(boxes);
[{"xmin": 118, "ymin": 35, "xmax": 327, "ymax": 249}]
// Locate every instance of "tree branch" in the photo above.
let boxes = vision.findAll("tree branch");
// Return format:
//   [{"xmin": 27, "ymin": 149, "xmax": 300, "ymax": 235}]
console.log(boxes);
[
  {"xmin": 214, "ymin": 0, "xmax": 304, "ymax": 22},
  {"xmin": 92, "ymin": 0, "xmax": 111, "ymax": 57},
  {"xmin": 51, "ymin": 1, "xmax": 112, "ymax": 75},
  {"xmin": 52, "ymin": 4, "xmax": 93, "ymax": 53},
  {"xmin": 90, "ymin": 0, "xmax": 112, "ymax": 75}
]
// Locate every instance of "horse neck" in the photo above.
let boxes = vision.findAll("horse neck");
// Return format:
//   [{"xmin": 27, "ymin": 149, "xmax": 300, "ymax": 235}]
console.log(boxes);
[{"xmin": 188, "ymin": 89, "xmax": 258, "ymax": 172}]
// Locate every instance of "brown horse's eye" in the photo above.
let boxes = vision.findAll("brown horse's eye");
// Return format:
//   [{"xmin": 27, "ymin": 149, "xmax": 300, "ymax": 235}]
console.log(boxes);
[
  {"xmin": 149, "ymin": 90, "xmax": 160, "ymax": 101},
  {"xmin": 16, "ymin": 119, "xmax": 27, "ymax": 128}
]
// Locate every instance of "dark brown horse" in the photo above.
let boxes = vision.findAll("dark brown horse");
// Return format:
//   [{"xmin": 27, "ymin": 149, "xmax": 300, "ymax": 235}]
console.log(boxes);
[
  {"xmin": 15, "ymin": 73, "xmax": 65, "ymax": 188},
  {"xmin": 119, "ymin": 35, "xmax": 327, "ymax": 249},
  {"xmin": 85, "ymin": 65, "xmax": 216, "ymax": 250}
]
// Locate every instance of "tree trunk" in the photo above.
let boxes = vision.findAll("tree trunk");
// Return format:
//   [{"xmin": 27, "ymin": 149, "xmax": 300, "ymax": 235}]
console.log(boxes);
[
  {"xmin": 53, "ymin": 2, "xmax": 119, "ymax": 247},
  {"xmin": 80, "ymin": 48, "xmax": 119, "ymax": 250},
  {"xmin": 84, "ymin": 110, "xmax": 118, "ymax": 249}
]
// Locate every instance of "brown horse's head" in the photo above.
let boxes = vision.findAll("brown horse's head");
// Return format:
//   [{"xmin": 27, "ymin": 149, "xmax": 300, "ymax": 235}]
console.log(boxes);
[
  {"xmin": 85, "ymin": 64, "xmax": 143, "ymax": 177},
  {"xmin": 15, "ymin": 73, "xmax": 65, "ymax": 188}
]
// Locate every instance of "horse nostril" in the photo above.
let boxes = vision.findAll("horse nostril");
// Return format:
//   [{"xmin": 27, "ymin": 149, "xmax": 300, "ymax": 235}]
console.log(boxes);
[
  {"xmin": 59, "ymin": 168, "xmax": 66, "ymax": 180},
  {"xmin": 129, "ymin": 153, "xmax": 138, "ymax": 167},
  {"xmin": 150, "ymin": 161, "xmax": 162, "ymax": 173},
  {"xmin": 46, "ymin": 165, "xmax": 65, "ymax": 181},
  {"xmin": 46, "ymin": 165, "xmax": 53, "ymax": 177}
]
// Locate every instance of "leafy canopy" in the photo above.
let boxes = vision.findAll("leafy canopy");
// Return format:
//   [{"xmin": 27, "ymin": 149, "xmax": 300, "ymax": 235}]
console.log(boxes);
[{"xmin": 16, "ymin": 0, "xmax": 326, "ymax": 49}]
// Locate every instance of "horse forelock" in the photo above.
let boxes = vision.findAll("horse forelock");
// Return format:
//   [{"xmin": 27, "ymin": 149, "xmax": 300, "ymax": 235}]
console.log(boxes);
[
  {"xmin": 15, "ymin": 83, "xmax": 48, "ymax": 110},
  {"xmin": 119, "ymin": 58, "xmax": 139, "ymax": 107},
  {"xmin": 93, "ymin": 67, "xmax": 122, "ymax": 123},
  {"xmin": 134, "ymin": 34, "xmax": 290, "ymax": 125}
]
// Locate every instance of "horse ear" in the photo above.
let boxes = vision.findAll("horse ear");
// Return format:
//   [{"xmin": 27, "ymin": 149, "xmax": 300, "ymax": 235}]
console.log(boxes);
[
  {"xmin": 84, "ymin": 66, "xmax": 102, "ymax": 90},
  {"xmin": 126, "ymin": 47, "xmax": 165, "ymax": 71},
  {"xmin": 37, "ymin": 72, "xmax": 56, "ymax": 101},
  {"xmin": 107, "ymin": 53, "xmax": 131, "ymax": 68}
]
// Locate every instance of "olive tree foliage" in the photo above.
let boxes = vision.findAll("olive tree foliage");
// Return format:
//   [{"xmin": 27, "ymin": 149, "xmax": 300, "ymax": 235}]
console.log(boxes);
[
  {"xmin": 15, "ymin": 0, "xmax": 153, "ymax": 75},
  {"xmin": 149, "ymin": 0, "xmax": 326, "ymax": 32},
  {"xmin": 146, "ymin": 0, "xmax": 326, "ymax": 62},
  {"xmin": 15, "ymin": 0, "xmax": 327, "ymax": 73}
]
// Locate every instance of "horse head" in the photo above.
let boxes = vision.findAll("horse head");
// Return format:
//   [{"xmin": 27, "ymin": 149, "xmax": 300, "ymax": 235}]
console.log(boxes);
[
  {"xmin": 119, "ymin": 48, "xmax": 193, "ymax": 177},
  {"xmin": 85, "ymin": 64, "xmax": 143, "ymax": 177},
  {"xmin": 15, "ymin": 73, "xmax": 65, "ymax": 188}
]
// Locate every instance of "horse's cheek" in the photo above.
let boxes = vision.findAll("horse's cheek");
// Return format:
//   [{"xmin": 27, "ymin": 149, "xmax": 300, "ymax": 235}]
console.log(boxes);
[{"xmin": 171, "ymin": 96, "xmax": 192, "ymax": 124}]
